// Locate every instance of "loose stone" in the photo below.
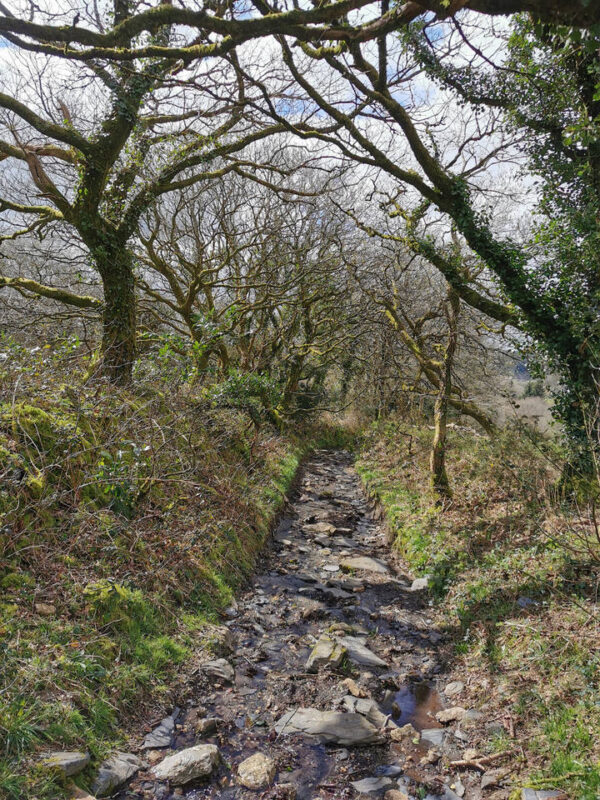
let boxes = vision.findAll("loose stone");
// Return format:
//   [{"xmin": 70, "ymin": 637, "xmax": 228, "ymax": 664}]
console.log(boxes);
[
  {"xmin": 151, "ymin": 744, "xmax": 220, "ymax": 785},
  {"xmin": 436, "ymin": 707, "xmax": 467, "ymax": 723},
  {"xmin": 42, "ymin": 751, "xmax": 90, "ymax": 776},
  {"xmin": 92, "ymin": 752, "xmax": 141, "ymax": 797},
  {"xmin": 351, "ymin": 776, "xmax": 394, "ymax": 794},
  {"xmin": 274, "ymin": 707, "xmax": 383, "ymax": 746},
  {"xmin": 237, "ymin": 752, "xmax": 276, "ymax": 789},
  {"xmin": 306, "ymin": 635, "xmax": 347, "ymax": 672}
]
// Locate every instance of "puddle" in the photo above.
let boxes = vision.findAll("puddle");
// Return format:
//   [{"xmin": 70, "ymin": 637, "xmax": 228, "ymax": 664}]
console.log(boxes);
[{"xmin": 382, "ymin": 681, "xmax": 443, "ymax": 730}]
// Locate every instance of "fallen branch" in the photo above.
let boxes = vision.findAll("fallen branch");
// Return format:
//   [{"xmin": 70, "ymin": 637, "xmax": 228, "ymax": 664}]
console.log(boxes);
[{"xmin": 449, "ymin": 749, "xmax": 518, "ymax": 771}]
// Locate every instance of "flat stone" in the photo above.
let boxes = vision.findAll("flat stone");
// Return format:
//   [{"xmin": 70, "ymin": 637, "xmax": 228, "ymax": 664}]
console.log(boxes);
[
  {"xmin": 202, "ymin": 658, "xmax": 235, "ymax": 683},
  {"xmin": 421, "ymin": 728, "xmax": 446, "ymax": 746},
  {"xmin": 341, "ymin": 557, "xmax": 389, "ymax": 574},
  {"xmin": 336, "ymin": 635, "xmax": 387, "ymax": 668},
  {"xmin": 436, "ymin": 707, "xmax": 467, "ymax": 723},
  {"xmin": 521, "ymin": 792, "xmax": 565, "ymax": 800},
  {"xmin": 151, "ymin": 744, "xmax": 220, "ymax": 784},
  {"xmin": 142, "ymin": 716, "xmax": 174, "ymax": 748},
  {"xmin": 410, "ymin": 576, "xmax": 429, "ymax": 591},
  {"xmin": 444, "ymin": 681, "xmax": 464, "ymax": 697},
  {"xmin": 274, "ymin": 708, "xmax": 383, "ymax": 746},
  {"xmin": 237, "ymin": 752, "xmax": 276, "ymax": 789},
  {"xmin": 342, "ymin": 696, "xmax": 396, "ymax": 729},
  {"xmin": 351, "ymin": 776, "xmax": 393, "ymax": 794},
  {"xmin": 303, "ymin": 522, "xmax": 336, "ymax": 535},
  {"xmin": 481, "ymin": 769, "xmax": 504, "ymax": 789},
  {"xmin": 93, "ymin": 752, "xmax": 141, "ymax": 797},
  {"xmin": 42, "ymin": 751, "xmax": 90, "ymax": 776},
  {"xmin": 306, "ymin": 635, "xmax": 347, "ymax": 672},
  {"xmin": 323, "ymin": 564, "xmax": 340, "ymax": 572}
]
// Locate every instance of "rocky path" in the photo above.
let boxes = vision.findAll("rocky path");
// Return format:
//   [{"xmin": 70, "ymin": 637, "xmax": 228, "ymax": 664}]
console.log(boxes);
[{"xmin": 103, "ymin": 451, "xmax": 530, "ymax": 800}]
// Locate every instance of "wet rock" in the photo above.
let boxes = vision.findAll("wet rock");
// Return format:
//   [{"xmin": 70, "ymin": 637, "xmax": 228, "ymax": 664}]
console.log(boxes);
[
  {"xmin": 444, "ymin": 681, "xmax": 464, "ymax": 698},
  {"xmin": 237, "ymin": 752, "xmax": 276, "ymax": 789},
  {"xmin": 376, "ymin": 764, "xmax": 403, "ymax": 777},
  {"xmin": 436, "ymin": 707, "xmax": 467, "ymax": 723},
  {"xmin": 410, "ymin": 576, "xmax": 429, "ymax": 591},
  {"xmin": 351, "ymin": 776, "xmax": 394, "ymax": 794},
  {"xmin": 341, "ymin": 556, "xmax": 389, "ymax": 574},
  {"xmin": 151, "ymin": 744, "xmax": 220, "ymax": 784},
  {"xmin": 142, "ymin": 715, "xmax": 174, "ymax": 749},
  {"xmin": 421, "ymin": 728, "xmax": 446, "ymax": 747},
  {"xmin": 202, "ymin": 658, "xmax": 235, "ymax": 683},
  {"xmin": 306, "ymin": 635, "xmax": 347, "ymax": 672},
  {"xmin": 336, "ymin": 635, "xmax": 387, "ymax": 668},
  {"xmin": 323, "ymin": 564, "xmax": 340, "ymax": 572},
  {"xmin": 342, "ymin": 696, "xmax": 396, "ymax": 729},
  {"xmin": 274, "ymin": 707, "xmax": 383, "ymax": 745},
  {"xmin": 196, "ymin": 717, "xmax": 220, "ymax": 735},
  {"xmin": 298, "ymin": 584, "xmax": 353, "ymax": 602},
  {"xmin": 42, "ymin": 751, "xmax": 90, "ymax": 776},
  {"xmin": 93, "ymin": 752, "xmax": 141, "ymax": 797}
]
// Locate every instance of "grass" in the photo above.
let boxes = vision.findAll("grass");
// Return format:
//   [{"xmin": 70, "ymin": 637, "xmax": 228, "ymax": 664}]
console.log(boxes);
[
  {"xmin": 356, "ymin": 416, "xmax": 600, "ymax": 799},
  {"xmin": 0, "ymin": 338, "xmax": 349, "ymax": 799}
]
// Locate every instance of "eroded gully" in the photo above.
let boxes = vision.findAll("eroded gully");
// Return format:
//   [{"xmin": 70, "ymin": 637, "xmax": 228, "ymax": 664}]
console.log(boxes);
[{"xmin": 118, "ymin": 450, "xmax": 480, "ymax": 800}]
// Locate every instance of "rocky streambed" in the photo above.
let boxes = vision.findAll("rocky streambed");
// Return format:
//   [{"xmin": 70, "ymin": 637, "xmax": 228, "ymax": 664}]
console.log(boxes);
[{"xmin": 63, "ymin": 450, "xmax": 563, "ymax": 800}]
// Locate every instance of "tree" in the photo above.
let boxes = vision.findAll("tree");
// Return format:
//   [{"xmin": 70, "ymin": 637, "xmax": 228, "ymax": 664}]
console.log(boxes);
[
  {"xmin": 0, "ymin": 10, "xmax": 289, "ymax": 382},
  {"xmin": 404, "ymin": 15, "xmax": 600, "ymax": 467},
  {"xmin": 135, "ymin": 164, "xmax": 361, "ymax": 421},
  {"xmin": 249, "ymin": 16, "xmax": 599, "ymax": 465}
]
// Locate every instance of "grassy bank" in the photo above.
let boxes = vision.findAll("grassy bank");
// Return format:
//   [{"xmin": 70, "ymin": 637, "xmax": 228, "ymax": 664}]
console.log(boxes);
[
  {"xmin": 356, "ymin": 419, "xmax": 600, "ymax": 799},
  {"xmin": 0, "ymin": 339, "xmax": 347, "ymax": 800}
]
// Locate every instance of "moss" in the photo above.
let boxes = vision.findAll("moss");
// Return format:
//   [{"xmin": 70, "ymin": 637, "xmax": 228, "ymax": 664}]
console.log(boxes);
[
  {"xmin": 0, "ymin": 403, "xmax": 90, "ymax": 455},
  {"xmin": 1, "ymin": 572, "xmax": 36, "ymax": 590}
]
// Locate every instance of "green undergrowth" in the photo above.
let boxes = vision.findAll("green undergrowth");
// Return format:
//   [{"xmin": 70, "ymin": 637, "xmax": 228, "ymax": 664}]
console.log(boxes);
[
  {"xmin": 357, "ymin": 417, "xmax": 600, "ymax": 798},
  {"xmin": 0, "ymin": 342, "xmax": 353, "ymax": 800}
]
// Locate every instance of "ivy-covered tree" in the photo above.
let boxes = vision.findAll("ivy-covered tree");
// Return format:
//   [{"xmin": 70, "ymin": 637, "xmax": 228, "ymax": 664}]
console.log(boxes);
[{"xmin": 405, "ymin": 16, "xmax": 600, "ymax": 467}]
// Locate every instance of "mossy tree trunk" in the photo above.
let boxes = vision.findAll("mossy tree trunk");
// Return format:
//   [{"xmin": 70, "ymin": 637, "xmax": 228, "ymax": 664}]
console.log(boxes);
[
  {"xmin": 430, "ymin": 287, "xmax": 460, "ymax": 500},
  {"xmin": 94, "ymin": 245, "xmax": 137, "ymax": 385}
]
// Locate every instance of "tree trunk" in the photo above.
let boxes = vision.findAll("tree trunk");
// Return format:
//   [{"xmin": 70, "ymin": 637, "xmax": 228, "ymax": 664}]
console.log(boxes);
[
  {"xmin": 97, "ymin": 247, "xmax": 137, "ymax": 384},
  {"xmin": 430, "ymin": 287, "xmax": 460, "ymax": 500}
]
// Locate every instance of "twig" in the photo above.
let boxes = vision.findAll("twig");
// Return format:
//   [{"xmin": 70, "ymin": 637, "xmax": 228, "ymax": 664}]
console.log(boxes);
[{"xmin": 449, "ymin": 749, "xmax": 518, "ymax": 771}]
